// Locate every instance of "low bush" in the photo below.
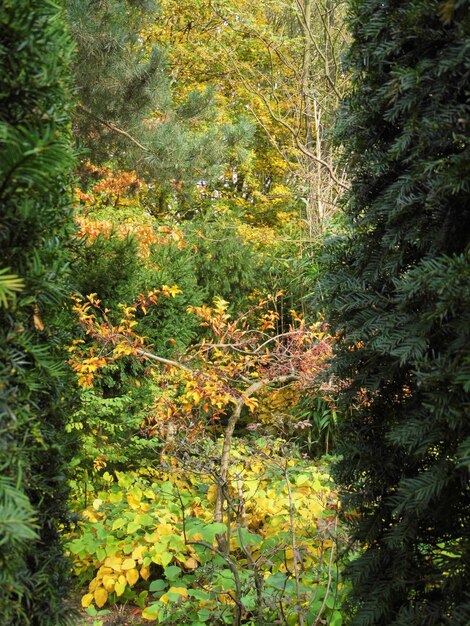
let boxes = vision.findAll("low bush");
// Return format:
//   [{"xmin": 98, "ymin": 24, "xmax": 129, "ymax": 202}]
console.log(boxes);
[{"xmin": 67, "ymin": 438, "xmax": 346, "ymax": 625}]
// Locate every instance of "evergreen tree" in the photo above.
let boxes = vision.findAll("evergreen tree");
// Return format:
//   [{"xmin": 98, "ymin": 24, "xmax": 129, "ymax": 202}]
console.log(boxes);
[
  {"xmin": 0, "ymin": 0, "xmax": 77, "ymax": 623},
  {"xmin": 67, "ymin": 0, "xmax": 247, "ymax": 206},
  {"xmin": 321, "ymin": 1, "xmax": 470, "ymax": 624}
]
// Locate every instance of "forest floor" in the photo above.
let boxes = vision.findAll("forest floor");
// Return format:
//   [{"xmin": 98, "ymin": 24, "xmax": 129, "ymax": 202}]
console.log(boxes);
[{"xmin": 74, "ymin": 596, "xmax": 143, "ymax": 626}]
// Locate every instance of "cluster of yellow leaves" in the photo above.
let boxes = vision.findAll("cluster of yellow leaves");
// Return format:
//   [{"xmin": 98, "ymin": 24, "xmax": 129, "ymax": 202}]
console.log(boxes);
[
  {"xmin": 68, "ymin": 441, "xmax": 337, "ymax": 616},
  {"xmin": 69, "ymin": 289, "xmax": 334, "ymax": 451},
  {"xmin": 255, "ymin": 386, "xmax": 301, "ymax": 426},
  {"xmin": 236, "ymin": 224, "xmax": 277, "ymax": 249},
  {"xmin": 81, "ymin": 555, "xmax": 141, "ymax": 609},
  {"xmin": 71, "ymin": 470, "xmax": 205, "ymax": 611},
  {"xmin": 76, "ymin": 217, "xmax": 159, "ymax": 258},
  {"xmin": 224, "ymin": 442, "xmax": 336, "ymax": 553},
  {"xmin": 91, "ymin": 169, "xmax": 143, "ymax": 197},
  {"xmin": 143, "ymin": 367, "xmax": 234, "ymax": 444}
]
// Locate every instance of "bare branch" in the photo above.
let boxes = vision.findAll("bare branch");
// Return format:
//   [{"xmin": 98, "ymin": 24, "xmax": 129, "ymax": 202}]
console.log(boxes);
[
  {"xmin": 226, "ymin": 56, "xmax": 348, "ymax": 191},
  {"xmin": 135, "ymin": 347, "xmax": 193, "ymax": 373}
]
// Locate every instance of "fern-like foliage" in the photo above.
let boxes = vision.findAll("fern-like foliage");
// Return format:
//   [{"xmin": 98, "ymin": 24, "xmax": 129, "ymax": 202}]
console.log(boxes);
[
  {"xmin": 0, "ymin": 267, "xmax": 24, "ymax": 308},
  {"xmin": 320, "ymin": 1, "xmax": 470, "ymax": 624}
]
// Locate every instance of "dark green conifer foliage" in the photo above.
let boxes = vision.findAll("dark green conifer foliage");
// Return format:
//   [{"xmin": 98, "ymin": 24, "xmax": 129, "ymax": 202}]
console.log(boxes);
[
  {"xmin": 0, "ymin": 0, "xmax": 77, "ymax": 623},
  {"xmin": 322, "ymin": 1, "xmax": 470, "ymax": 624}
]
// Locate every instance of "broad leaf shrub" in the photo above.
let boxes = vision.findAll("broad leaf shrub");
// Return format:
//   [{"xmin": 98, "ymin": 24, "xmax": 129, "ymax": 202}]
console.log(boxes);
[{"xmin": 67, "ymin": 438, "xmax": 346, "ymax": 625}]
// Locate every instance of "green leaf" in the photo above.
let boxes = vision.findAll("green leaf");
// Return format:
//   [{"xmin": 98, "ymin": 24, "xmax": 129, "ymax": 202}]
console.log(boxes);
[
  {"xmin": 149, "ymin": 579, "xmax": 167, "ymax": 592},
  {"xmin": 164, "ymin": 565, "xmax": 181, "ymax": 581},
  {"xmin": 329, "ymin": 611, "xmax": 343, "ymax": 626},
  {"xmin": 197, "ymin": 608, "xmax": 212, "ymax": 622},
  {"xmin": 112, "ymin": 517, "xmax": 126, "ymax": 531},
  {"xmin": 235, "ymin": 527, "xmax": 262, "ymax": 548},
  {"xmin": 0, "ymin": 267, "xmax": 24, "ymax": 308},
  {"xmin": 215, "ymin": 569, "xmax": 236, "ymax": 591},
  {"xmin": 306, "ymin": 601, "xmax": 324, "ymax": 625},
  {"xmin": 127, "ymin": 520, "xmax": 141, "ymax": 534},
  {"xmin": 188, "ymin": 589, "xmax": 211, "ymax": 601},
  {"xmin": 199, "ymin": 521, "xmax": 227, "ymax": 543},
  {"xmin": 135, "ymin": 590, "xmax": 148, "ymax": 608},
  {"xmin": 265, "ymin": 572, "xmax": 287, "ymax": 591},
  {"xmin": 325, "ymin": 593, "xmax": 337, "ymax": 610}
]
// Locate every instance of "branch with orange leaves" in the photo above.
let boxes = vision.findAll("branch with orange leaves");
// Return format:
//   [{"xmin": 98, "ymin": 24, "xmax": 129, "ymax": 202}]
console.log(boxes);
[{"xmin": 69, "ymin": 290, "xmax": 333, "ymax": 434}]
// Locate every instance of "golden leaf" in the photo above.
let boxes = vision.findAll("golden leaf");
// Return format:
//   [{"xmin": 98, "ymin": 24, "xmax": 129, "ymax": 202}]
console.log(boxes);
[
  {"xmin": 183, "ymin": 556, "xmax": 198, "ymax": 569},
  {"xmin": 33, "ymin": 311, "xmax": 45, "ymax": 331},
  {"xmin": 81, "ymin": 593, "xmax": 94, "ymax": 608},
  {"xmin": 126, "ymin": 568, "xmax": 139, "ymax": 586},
  {"xmin": 94, "ymin": 586, "xmax": 108, "ymax": 608},
  {"xmin": 104, "ymin": 555, "xmax": 122, "ymax": 572},
  {"xmin": 115, "ymin": 578, "xmax": 126, "ymax": 597},
  {"xmin": 132, "ymin": 545, "xmax": 146, "ymax": 561},
  {"xmin": 122, "ymin": 558, "xmax": 136, "ymax": 570},
  {"xmin": 169, "ymin": 586, "xmax": 188, "ymax": 598},
  {"xmin": 141, "ymin": 606, "xmax": 159, "ymax": 621},
  {"xmin": 102, "ymin": 575, "xmax": 116, "ymax": 592}
]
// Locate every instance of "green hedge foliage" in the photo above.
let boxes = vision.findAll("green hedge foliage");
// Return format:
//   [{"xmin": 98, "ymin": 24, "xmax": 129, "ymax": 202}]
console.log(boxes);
[
  {"xmin": 322, "ymin": 1, "xmax": 470, "ymax": 624},
  {"xmin": 0, "ymin": 0, "xmax": 77, "ymax": 623}
]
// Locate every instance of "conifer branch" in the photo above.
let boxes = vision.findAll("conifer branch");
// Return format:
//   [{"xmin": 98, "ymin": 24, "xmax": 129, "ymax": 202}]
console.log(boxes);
[{"xmin": 77, "ymin": 104, "xmax": 148, "ymax": 152}]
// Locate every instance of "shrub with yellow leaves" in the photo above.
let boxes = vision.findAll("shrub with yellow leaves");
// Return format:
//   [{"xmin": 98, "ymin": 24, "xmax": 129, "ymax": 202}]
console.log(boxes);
[{"xmin": 67, "ymin": 438, "xmax": 347, "ymax": 625}]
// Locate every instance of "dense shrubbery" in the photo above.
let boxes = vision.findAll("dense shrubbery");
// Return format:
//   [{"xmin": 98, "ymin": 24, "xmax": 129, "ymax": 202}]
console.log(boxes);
[
  {"xmin": 322, "ymin": 1, "xmax": 470, "ymax": 624},
  {"xmin": 67, "ymin": 438, "xmax": 345, "ymax": 626},
  {"xmin": 0, "ymin": 0, "xmax": 76, "ymax": 623},
  {"xmin": 6, "ymin": 1, "xmax": 468, "ymax": 624}
]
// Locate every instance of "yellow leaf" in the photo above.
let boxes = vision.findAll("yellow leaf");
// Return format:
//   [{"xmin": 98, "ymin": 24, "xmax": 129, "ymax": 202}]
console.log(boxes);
[
  {"xmin": 161, "ymin": 284, "xmax": 182, "ymax": 298},
  {"xmin": 127, "ymin": 494, "xmax": 141, "ymax": 509},
  {"xmin": 81, "ymin": 593, "xmax": 94, "ymax": 608},
  {"xmin": 88, "ymin": 578, "xmax": 99, "ymax": 592},
  {"xmin": 102, "ymin": 575, "xmax": 116, "ymax": 592},
  {"xmin": 158, "ymin": 523, "xmax": 174, "ymax": 536},
  {"xmin": 132, "ymin": 545, "xmax": 146, "ymax": 561},
  {"xmin": 115, "ymin": 578, "xmax": 126, "ymax": 597},
  {"xmin": 94, "ymin": 587, "xmax": 108, "ymax": 608},
  {"xmin": 140, "ymin": 566, "xmax": 150, "ymax": 580},
  {"xmin": 33, "ymin": 312, "xmax": 45, "ymax": 332},
  {"xmin": 141, "ymin": 606, "xmax": 159, "ymax": 621},
  {"xmin": 122, "ymin": 558, "xmax": 136, "ymax": 570},
  {"xmin": 104, "ymin": 556, "xmax": 122, "ymax": 572},
  {"xmin": 169, "ymin": 586, "xmax": 188, "ymax": 598},
  {"xmin": 108, "ymin": 490, "xmax": 123, "ymax": 503},
  {"xmin": 207, "ymin": 484, "xmax": 218, "ymax": 503},
  {"xmin": 126, "ymin": 568, "xmax": 139, "ymax": 586}
]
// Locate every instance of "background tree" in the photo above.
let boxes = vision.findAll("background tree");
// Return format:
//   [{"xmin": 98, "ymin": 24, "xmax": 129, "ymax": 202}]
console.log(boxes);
[
  {"xmin": 149, "ymin": 0, "xmax": 349, "ymax": 231},
  {"xmin": 322, "ymin": 0, "xmax": 470, "ymax": 624},
  {"xmin": 0, "ymin": 0, "xmax": 77, "ymax": 623},
  {"xmin": 67, "ymin": 0, "xmax": 252, "ymax": 212}
]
